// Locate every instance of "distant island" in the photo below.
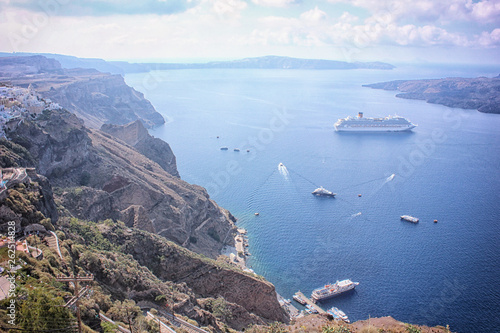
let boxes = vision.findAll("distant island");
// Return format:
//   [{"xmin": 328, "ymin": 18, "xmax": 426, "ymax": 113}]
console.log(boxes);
[
  {"xmin": 137, "ymin": 55, "xmax": 395, "ymax": 71},
  {"xmin": 0, "ymin": 52, "xmax": 395, "ymax": 74},
  {"xmin": 363, "ymin": 75, "xmax": 500, "ymax": 114}
]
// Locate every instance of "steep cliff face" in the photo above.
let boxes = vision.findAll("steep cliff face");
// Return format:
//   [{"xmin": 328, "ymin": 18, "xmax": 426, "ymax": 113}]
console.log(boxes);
[
  {"xmin": 101, "ymin": 120, "xmax": 179, "ymax": 177},
  {"xmin": 39, "ymin": 71, "xmax": 165, "ymax": 128},
  {"xmin": 0, "ymin": 169, "xmax": 58, "ymax": 231},
  {"xmin": 101, "ymin": 226, "xmax": 289, "ymax": 329},
  {"xmin": 0, "ymin": 55, "xmax": 62, "ymax": 76},
  {"xmin": 8, "ymin": 109, "xmax": 235, "ymax": 258},
  {"xmin": 0, "ymin": 56, "xmax": 165, "ymax": 129}
]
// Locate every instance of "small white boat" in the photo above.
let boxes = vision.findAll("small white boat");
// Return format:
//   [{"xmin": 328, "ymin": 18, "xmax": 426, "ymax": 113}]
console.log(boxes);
[
  {"xmin": 401, "ymin": 215, "xmax": 419, "ymax": 223},
  {"xmin": 312, "ymin": 186, "xmax": 336, "ymax": 197}
]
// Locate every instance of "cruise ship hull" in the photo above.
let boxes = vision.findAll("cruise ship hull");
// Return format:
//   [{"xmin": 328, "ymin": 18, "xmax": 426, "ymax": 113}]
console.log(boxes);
[
  {"xmin": 311, "ymin": 280, "xmax": 359, "ymax": 302},
  {"xmin": 335, "ymin": 125, "xmax": 416, "ymax": 132},
  {"xmin": 312, "ymin": 286, "xmax": 356, "ymax": 302}
]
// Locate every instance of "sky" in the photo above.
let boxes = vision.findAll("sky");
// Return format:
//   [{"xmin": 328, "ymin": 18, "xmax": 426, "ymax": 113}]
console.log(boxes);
[{"xmin": 0, "ymin": 0, "xmax": 499, "ymax": 64}]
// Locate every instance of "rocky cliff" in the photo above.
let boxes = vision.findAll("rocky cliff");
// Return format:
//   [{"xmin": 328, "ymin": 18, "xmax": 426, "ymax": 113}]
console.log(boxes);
[
  {"xmin": 101, "ymin": 120, "xmax": 179, "ymax": 177},
  {"xmin": 0, "ymin": 167, "xmax": 58, "ymax": 233},
  {"xmin": 41, "ymin": 72, "xmax": 165, "ymax": 128},
  {"xmin": 8, "ymin": 108, "xmax": 235, "ymax": 258},
  {"xmin": 98, "ymin": 223, "xmax": 289, "ymax": 330},
  {"xmin": 363, "ymin": 75, "xmax": 500, "ymax": 114},
  {"xmin": 0, "ymin": 55, "xmax": 62, "ymax": 76},
  {"xmin": 0, "ymin": 55, "xmax": 165, "ymax": 128}
]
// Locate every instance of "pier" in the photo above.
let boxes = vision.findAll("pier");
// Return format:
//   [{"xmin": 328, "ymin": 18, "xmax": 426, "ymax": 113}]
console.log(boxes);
[
  {"xmin": 277, "ymin": 294, "xmax": 300, "ymax": 319},
  {"xmin": 294, "ymin": 291, "xmax": 327, "ymax": 316}
]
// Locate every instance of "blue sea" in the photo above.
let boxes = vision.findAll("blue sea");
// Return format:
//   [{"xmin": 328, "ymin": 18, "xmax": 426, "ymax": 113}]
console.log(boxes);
[{"xmin": 125, "ymin": 64, "xmax": 500, "ymax": 333}]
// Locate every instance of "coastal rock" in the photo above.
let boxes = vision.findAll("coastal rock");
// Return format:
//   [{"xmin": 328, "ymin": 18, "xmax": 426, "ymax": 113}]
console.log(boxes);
[
  {"xmin": 103, "ymin": 227, "xmax": 289, "ymax": 328},
  {"xmin": 363, "ymin": 76, "xmax": 500, "ymax": 114},
  {"xmin": 101, "ymin": 120, "xmax": 179, "ymax": 177},
  {"xmin": 0, "ymin": 55, "xmax": 165, "ymax": 129},
  {"xmin": 8, "ymin": 109, "xmax": 235, "ymax": 258},
  {"xmin": 41, "ymin": 72, "xmax": 165, "ymax": 128}
]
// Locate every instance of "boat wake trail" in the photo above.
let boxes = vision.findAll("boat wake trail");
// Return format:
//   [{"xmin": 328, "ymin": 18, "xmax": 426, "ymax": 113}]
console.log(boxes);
[
  {"xmin": 278, "ymin": 163, "xmax": 289, "ymax": 180},
  {"xmin": 384, "ymin": 173, "xmax": 395, "ymax": 183}
]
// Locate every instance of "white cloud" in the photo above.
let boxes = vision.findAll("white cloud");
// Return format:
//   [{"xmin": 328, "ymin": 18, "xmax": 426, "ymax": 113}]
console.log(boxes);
[
  {"xmin": 478, "ymin": 28, "xmax": 500, "ymax": 47},
  {"xmin": 470, "ymin": 0, "xmax": 500, "ymax": 22},
  {"xmin": 339, "ymin": 11, "xmax": 359, "ymax": 23},
  {"xmin": 252, "ymin": 0, "xmax": 300, "ymax": 8},
  {"xmin": 300, "ymin": 7, "xmax": 327, "ymax": 21},
  {"xmin": 327, "ymin": 0, "xmax": 500, "ymax": 24},
  {"xmin": 212, "ymin": 0, "xmax": 247, "ymax": 19}
]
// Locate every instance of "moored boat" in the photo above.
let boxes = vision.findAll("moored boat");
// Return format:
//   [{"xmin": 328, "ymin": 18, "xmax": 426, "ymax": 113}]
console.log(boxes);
[
  {"xmin": 292, "ymin": 292, "xmax": 307, "ymax": 305},
  {"xmin": 328, "ymin": 307, "xmax": 350, "ymax": 323},
  {"xmin": 401, "ymin": 215, "xmax": 419, "ymax": 223},
  {"xmin": 311, "ymin": 279, "xmax": 359, "ymax": 302}
]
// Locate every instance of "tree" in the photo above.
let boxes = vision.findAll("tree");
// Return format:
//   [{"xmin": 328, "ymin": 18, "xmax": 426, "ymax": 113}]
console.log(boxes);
[
  {"xmin": 16, "ymin": 287, "xmax": 76, "ymax": 331},
  {"xmin": 106, "ymin": 299, "xmax": 141, "ymax": 330}
]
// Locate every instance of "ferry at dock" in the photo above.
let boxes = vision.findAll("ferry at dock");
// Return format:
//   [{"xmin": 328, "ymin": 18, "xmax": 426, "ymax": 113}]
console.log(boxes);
[
  {"xmin": 311, "ymin": 279, "xmax": 359, "ymax": 302},
  {"xmin": 292, "ymin": 292, "xmax": 307, "ymax": 305},
  {"xmin": 334, "ymin": 112, "xmax": 416, "ymax": 132},
  {"xmin": 328, "ymin": 307, "xmax": 350, "ymax": 323}
]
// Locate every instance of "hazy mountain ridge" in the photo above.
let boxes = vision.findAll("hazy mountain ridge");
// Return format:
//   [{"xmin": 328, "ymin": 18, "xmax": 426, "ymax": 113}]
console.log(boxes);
[
  {"xmin": 0, "ymin": 52, "xmax": 395, "ymax": 73},
  {"xmin": 364, "ymin": 75, "xmax": 500, "ymax": 114},
  {"xmin": 140, "ymin": 55, "xmax": 395, "ymax": 70}
]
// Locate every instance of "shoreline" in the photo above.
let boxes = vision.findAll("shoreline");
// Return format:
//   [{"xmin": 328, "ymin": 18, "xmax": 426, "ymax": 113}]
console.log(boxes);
[{"xmin": 222, "ymin": 228, "xmax": 254, "ymax": 273}]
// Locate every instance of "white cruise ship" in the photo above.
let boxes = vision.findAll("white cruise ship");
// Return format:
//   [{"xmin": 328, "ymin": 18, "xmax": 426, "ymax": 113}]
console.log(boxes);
[
  {"xmin": 334, "ymin": 112, "xmax": 416, "ymax": 132},
  {"xmin": 311, "ymin": 279, "xmax": 359, "ymax": 302}
]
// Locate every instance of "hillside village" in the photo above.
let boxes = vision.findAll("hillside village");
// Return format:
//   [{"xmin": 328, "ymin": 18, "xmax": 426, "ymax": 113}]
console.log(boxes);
[{"xmin": 0, "ymin": 83, "xmax": 61, "ymax": 137}]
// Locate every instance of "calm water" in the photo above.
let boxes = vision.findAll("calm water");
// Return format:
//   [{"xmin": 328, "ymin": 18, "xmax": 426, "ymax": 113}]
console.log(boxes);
[{"xmin": 125, "ymin": 65, "xmax": 500, "ymax": 333}]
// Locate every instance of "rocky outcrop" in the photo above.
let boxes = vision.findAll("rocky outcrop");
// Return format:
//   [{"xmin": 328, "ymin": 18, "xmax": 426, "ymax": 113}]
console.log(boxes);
[
  {"xmin": 0, "ymin": 55, "xmax": 63, "ymax": 76},
  {"xmin": 363, "ymin": 76, "xmax": 500, "ymax": 114},
  {"xmin": 101, "ymin": 226, "xmax": 289, "ymax": 329},
  {"xmin": 0, "ymin": 56, "xmax": 165, "ymax": 129},
  {"xmin": 101, "ymin": 120, "xmax": 179, "ymax": 177},
  {"xmin": 8, "ymin": 109, "xmax": 235, "ymax": 258},
  {"xmin": 0, "ymin": 168, "xmax": 58, "ymax": 231},
  {"xmin": 41, "ymin": 72, "xmax": 165, "ymax": 128}
]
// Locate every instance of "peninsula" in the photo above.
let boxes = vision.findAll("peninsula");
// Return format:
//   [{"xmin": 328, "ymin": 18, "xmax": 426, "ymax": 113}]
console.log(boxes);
[{"xmin": 363, "ymin": 75, "xmax": 500, "ymax": 114}]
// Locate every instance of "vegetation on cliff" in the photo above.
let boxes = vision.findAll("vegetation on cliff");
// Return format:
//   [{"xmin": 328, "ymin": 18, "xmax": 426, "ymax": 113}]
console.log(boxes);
[{"xmin": 7, "ymin": 108, "xmax": 236, "ymax": 258}]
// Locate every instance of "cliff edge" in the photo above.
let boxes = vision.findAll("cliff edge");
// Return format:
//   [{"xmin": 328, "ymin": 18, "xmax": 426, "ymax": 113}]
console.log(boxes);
[
  {"xmin": 101, "ymin": 120, "xmax": 179, "ymax": 177},
  {"xmin": 7, "ymin": 108, "xmax": 235, "ymax": 258},
  {"xmin": 0, "ymin": 55, "xmax": 165, "ymax": 128},
  {"xmin": 363, "ymin": 75, "xmax": 500, "ymax": 114}
]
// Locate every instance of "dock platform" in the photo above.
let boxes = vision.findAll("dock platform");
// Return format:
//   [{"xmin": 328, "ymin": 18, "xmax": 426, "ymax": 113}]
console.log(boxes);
[
  {"xmin": 295, "ymin": 291, "xmax": 327, "ymax": 316},
  {"xmin": 277, "ymin": 294, "xmax": 300, "ymax": 319}
]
